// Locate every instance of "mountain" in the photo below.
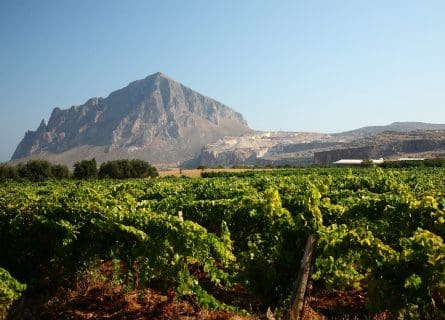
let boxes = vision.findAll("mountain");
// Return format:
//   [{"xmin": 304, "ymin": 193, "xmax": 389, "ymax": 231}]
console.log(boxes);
[
  {"xmin": 11, "ymin": 73, "xmax": 445, "ymax": 168},
  {"xmin": 12, "ymin": 72, "xmax": 251, "ymax": 166},
  {"xmin": 192, "ymin": 124, "xmax": 445, "ymax": 167},
  {"xmin": 335, "ymin": 122, "xmax": 445, "ymax": 139}
]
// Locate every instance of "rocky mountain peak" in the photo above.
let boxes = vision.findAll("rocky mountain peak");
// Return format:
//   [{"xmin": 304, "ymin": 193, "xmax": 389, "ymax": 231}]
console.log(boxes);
[
  {"xmin": 37, "ymin": 119, "xmax": 47, "ymax": 132},
  {"xmin": 12, "ymin": 72, "xmax": 251, "ymax": 166}
]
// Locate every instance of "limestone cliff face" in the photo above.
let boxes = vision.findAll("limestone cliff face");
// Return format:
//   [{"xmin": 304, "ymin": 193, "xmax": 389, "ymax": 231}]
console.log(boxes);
[{"xmin": 12, "ymin": 72, "xmax": 251, "ymax": 166}]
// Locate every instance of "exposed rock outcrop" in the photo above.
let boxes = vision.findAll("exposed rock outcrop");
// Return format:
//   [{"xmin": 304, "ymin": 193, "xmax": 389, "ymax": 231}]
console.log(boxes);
[
  {"xmin": 314, "ymin": 131, "xmax": 445, "ymax": 165},
  {"xmin": 190, "ymin": 131, "xmax": 350, "ymax": 167}
]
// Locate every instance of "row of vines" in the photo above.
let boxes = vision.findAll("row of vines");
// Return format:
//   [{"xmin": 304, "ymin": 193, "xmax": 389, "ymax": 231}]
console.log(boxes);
[{"xmin": 0, "ymin": 167, "xmax": 444, "ymax": 319}]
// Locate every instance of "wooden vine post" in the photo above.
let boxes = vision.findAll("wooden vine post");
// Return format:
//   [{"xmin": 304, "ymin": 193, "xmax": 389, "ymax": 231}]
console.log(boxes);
[{"xmin": 288, "ymin": 233, "xmax": 317, "ymax": 320}]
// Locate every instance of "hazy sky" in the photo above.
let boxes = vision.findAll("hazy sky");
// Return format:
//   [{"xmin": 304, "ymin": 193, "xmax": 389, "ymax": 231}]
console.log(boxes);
[{"xmin": 1, "ymin": 1, "xmax": 445, "ymax": 161}]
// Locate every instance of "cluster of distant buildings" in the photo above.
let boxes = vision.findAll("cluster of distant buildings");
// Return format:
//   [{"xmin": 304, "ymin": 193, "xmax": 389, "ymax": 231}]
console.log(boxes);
[{"xmin": 332, "ymin": 158, "xmax": 425, "ymax": 166}]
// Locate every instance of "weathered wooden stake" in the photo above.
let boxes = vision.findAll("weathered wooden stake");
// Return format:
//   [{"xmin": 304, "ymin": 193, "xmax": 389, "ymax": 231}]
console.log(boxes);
[{"xmin": 288, "ymin": 233, "xmax": 317, "ymax": 320}]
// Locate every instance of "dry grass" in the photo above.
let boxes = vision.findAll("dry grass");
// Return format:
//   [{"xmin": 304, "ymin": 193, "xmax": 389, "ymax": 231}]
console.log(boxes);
[{"xmin": 158, "ymin": 168, "xmax": 267, "ymax": 178}]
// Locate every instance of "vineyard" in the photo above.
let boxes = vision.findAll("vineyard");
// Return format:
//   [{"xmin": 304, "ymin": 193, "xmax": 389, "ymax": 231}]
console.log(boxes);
[{"xmin": 0, "ymin": 167, "xmax": 444, "ymax": 319}]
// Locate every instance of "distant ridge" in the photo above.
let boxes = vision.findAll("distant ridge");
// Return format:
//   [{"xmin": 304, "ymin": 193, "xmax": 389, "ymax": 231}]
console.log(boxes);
[
  {"xmin": 12, "ymin": 72, "xmax": 251, "ymax": 166},
  {"xmin": 335, "ymin": 122, "xmax": 445, "ymax": 138},
  {"xmin": 315, "ymin": 129, "xmax": 445, "ymax": 165}
]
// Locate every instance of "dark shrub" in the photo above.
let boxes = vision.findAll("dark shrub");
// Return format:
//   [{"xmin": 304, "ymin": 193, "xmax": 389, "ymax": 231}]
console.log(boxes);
[{"xmin": 73, "ymin": 159, "xmax": 98, "ymax": 179}]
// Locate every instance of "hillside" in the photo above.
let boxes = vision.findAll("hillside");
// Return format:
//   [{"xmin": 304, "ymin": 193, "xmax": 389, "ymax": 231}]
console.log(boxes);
[
  {"xmin": 315, "ymin": 130, "xmax": 445, "ymax": 165},
  {"xmin": 335, "ymin": 122, "xmax": 445, "ymax": 139},
  {"xmin": 189, "ymin": 131, "xmax": 349, "ymax": 167},
  {"xmin": 193, "ymin": 126, "xmax": 445, "ymax": 167}
]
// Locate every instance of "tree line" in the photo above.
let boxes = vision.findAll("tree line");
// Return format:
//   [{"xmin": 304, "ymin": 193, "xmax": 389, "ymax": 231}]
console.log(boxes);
[
  {"xmin": 382, "ymin": 158, "xmax": 445, "ymax": 168},
  {"xmin": 0, "ymin": 158, "xmax": 158, "ymax": 182}
]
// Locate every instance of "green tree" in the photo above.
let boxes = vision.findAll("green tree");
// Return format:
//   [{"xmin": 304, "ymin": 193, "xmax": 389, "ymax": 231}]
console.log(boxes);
[
  {"xmin": 51, "ymin": 164, "xmax": 71, "ymax": 179},
  {"xmin": 99, "ymin": 160, "xmax": 122, "ymax": 179},
  {"xmin": 0, "ymin": 163, "xmax": 18, "ymax": 181},
  {"xmin": 73, "ymin": 159, "xmax": 98, "ymax": 179},
  {"xmin": 99, "ymin": 159, "xmax": 158, "ymax": 179},
  {"xmin": 17, "ymin": 160, "xmax": 53, "ymax": 181},
  {"xmin": 130, "ymin": 159, "xmax": 158, "ymax": 178}
]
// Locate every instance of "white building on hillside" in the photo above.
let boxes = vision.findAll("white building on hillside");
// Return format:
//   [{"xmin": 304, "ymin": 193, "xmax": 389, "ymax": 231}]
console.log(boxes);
[{"xmin": 333, "ymin": 158, "xmax": 384, "ymax": 166}]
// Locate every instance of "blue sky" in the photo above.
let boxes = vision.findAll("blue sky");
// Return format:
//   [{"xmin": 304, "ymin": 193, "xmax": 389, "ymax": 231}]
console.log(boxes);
[{"xmin": 1, "ymin": 1, "xmax": 445, "ymax": 161}]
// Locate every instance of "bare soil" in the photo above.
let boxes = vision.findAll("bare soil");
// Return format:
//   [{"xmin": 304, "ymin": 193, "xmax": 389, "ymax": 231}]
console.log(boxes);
[
  {"xmin": 158, "ymin": 168, "xmax": 272, "ymax": 178},
  {"xmin": 10, "ymin": 261, "xmax": 396, "ymax": 320}
]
